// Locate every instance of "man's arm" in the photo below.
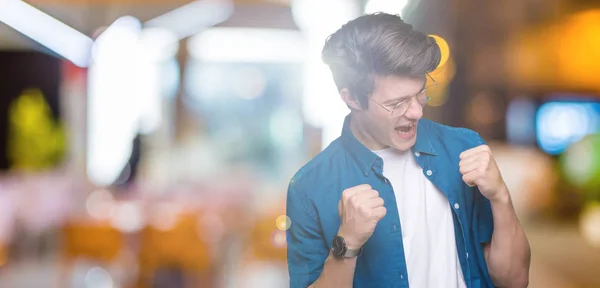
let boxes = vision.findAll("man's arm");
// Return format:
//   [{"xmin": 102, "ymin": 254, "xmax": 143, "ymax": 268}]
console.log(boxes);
[
  {"xmin": 306, "ymin": 251, "xmax": 358, "ymax": 288},
  {"xmin": 288, "ymin": 181, "xmax": 358, "ymax": 288},
  {"xmin": 483, "ymin": 187, "xmax": 531, "ymax": 288},
  {"xmin": 460, "ymin": 144, "xmax": 531, "ymax": 288},
  {"xmin": 287, "ymin": 181, "xmax": 385, "ymax": 288}
]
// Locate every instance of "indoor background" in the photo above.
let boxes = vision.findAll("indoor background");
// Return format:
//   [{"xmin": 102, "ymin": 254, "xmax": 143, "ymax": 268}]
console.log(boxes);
[{"xmin": 0, "ymin": 0, "xmax": 599, "ymax": 287}]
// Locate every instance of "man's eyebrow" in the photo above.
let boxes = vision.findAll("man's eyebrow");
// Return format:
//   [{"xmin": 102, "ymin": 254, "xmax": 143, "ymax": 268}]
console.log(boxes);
[{"xmin": 381, "ymin": 81, "xmax": 427, "ymax": 105}]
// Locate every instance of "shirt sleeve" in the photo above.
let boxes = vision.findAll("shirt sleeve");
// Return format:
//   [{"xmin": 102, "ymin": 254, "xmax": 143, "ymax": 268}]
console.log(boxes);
[
  {"xmin": 474, "ymin": 188, "xmax": 494, "ymax": 243},
  {"xmin": 286, "ymin": 179, "xmax": 329, "ymax": 288}
]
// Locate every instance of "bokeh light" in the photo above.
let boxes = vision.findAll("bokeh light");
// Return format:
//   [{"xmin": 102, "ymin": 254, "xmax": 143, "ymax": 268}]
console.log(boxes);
[
  {"xmin": 109, "ymin": 201, "xmax": 143, "ymax": 233},
  {"xmin": 561, "ymin": 134, "xmax": 600, "ymax": 190},
  {"xmin": 537, "ymin": 102, "xmax": 600, "ymax": 155},
  {"xmin": 580, "ymin": 202, "xmax": 600, "ymax": 248},
  {"xmin": 275, "ymin": 215, "xmax": 291, "ymax": 231},
  {"xmin": 86, "ymin": 189, "xmax": 116, "ymax": 220},
  {"xmin": 149, "ymin": 202, "xmax": 179, "ymax": 231},
  {"xmin": 84, "ymin": 266, "xmax": 114, "ymax": 288},
  {"xmin": 429, "ymin": 34, "xmax": 450, "ymax": 69},
  {"xmin": 270, "ymin": 230, "xmax": 287, "ymax": 249},
  {"xmin": 427, "ymin": 55, "xmax": 455, "ymax": 107}
]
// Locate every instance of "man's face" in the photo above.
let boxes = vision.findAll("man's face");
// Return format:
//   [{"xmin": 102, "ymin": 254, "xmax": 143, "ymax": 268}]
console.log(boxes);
[{"xmin": 353, "ymin": 74, "xmax": 427, "ymax": 151}]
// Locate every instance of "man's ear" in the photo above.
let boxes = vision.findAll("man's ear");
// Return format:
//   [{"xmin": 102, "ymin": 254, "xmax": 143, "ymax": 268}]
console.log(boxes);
[{"xmin": 340, "ymin": 88, "xmax": 364, "ymax": 111}]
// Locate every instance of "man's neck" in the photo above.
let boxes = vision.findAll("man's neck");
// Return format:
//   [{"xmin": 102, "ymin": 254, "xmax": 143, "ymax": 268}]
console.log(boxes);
[{"xmin": 349, "ymin": 115, "xmax": 388, "ymax": 151}]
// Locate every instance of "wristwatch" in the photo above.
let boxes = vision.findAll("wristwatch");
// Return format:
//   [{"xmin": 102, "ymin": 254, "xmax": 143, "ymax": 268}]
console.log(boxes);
[{"xmin": 331, "ymin": 235, "xmax": 362, "ymax": 258}]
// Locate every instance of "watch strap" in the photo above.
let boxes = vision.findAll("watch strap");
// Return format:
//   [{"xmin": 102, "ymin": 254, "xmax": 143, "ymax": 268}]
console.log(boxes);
[{"xmin": 343, "ymin": 247, "xmax": 362, "ymax": 258}]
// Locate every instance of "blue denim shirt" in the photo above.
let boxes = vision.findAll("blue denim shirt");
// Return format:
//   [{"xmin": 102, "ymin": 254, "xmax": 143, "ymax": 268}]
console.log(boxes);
[{"xmin": 286, "ymin": 115, "xmax": 495, "ymax": 288}]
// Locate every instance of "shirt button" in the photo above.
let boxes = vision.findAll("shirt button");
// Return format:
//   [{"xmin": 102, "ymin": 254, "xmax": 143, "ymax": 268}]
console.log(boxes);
[
  {"xmin": 454, "ymin": 203, "xmax": 460, "ymax": 209},
  {"xmin": 426, "ymin": 170, "xmax": 433, "ymax": 176},
  {"xmin": 400, "ymin": 273, "xmax": 404, "ymax": 279},
  {"xmin": 393, "ymin": 224, "xmax": 397, "ymax": 230},
  {"xmin": 466, "ymin": 252, "xmax": 469, "ymax": 259},
  {"xmin": 415, "ymin": 151, "xmax": 420, "ymax": 157}
]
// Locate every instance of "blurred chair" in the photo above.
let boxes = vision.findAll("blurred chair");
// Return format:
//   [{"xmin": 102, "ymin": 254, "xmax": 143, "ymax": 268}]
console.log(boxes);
[
  {"xmin": 60, "ymin": 221, "xmax": 123, "ymax": 287},
  {"xmin": 248, "ymin": 213, "xmax": 287, "ymax": 262},
  {"xmin": 235, "ymin": 207, "xmax": 289, "ymax": 288},
  {"xmin": 136, "ymin": 212, "xmax": 213, "ymax": 288},
  {"xmin": 0, "ymin": 242, "xmax": 7, "ymax": 268}
]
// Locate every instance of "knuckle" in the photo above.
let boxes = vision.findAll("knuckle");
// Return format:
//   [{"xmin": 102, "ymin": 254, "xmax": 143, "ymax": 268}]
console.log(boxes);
[
  {"xmin": 360, "ymin": 205, "xmax": 370, "ymax": 214},
  {"xmin": 357, "ymin": 184, "xmax": 371, "ymax": 190},
  {"xmin": 348, "ymin": 194, "xmax": 358, "ymax": 206}
]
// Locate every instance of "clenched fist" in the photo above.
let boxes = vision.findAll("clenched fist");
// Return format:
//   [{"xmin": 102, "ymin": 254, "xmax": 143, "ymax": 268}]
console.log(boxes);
[
  {"xmin": 337, "ymin": 184, "xmax": 386, "ymax": 250},
  {"xmin": 459, "ymin": 144, "xmax": 509, "ymax": 203}
]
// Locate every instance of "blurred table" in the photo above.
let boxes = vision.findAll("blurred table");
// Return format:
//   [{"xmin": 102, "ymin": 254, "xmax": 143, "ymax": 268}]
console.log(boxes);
[{"xmin": 526, "ymin": 221, "xmax": 600, "ymax": 288}]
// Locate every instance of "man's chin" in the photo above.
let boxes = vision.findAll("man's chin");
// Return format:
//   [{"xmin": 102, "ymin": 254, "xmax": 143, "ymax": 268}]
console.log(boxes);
[{"xmin": 390, "ymin": 134, "xmax": 417, "ymax": 151}]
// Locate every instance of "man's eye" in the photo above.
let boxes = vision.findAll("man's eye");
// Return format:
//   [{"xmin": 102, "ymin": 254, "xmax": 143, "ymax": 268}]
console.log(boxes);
[{"xmin": 394, "ymin": 100, "xmax": 410, "ymax": 106}]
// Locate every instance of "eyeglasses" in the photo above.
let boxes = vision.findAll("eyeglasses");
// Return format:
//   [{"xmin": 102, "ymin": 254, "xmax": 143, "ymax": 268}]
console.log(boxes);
[{"xmin": 370, "ymin": 74, "xmax": 437, "ymax": 118}]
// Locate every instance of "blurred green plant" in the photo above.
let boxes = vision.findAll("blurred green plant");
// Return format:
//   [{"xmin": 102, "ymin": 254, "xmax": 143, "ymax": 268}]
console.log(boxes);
[
  {"xmin": 560, "ymin": 133, "xmax": 600, "ymax": 201},
  {"xmin": 7, "ymin": 88, "xmax": 66, "ymax": 171}
]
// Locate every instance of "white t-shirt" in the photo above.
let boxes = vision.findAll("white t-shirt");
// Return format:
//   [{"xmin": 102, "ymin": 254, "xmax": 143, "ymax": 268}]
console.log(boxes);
[{"xmin": 373, "ymin": 147, "xmax": 467, "ymax": 288}]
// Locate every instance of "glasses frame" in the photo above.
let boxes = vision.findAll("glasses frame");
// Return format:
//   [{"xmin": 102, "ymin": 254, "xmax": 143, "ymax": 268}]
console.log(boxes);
[{"xmin": 370, "ymin": 73, "xmax": 437, "ymax": 118}]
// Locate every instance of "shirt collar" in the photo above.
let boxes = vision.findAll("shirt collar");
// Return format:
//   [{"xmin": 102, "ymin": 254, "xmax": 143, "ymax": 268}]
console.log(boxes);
[{"xmin": 340, "ymin": 114, "xmax": 438, "ymax": 176}]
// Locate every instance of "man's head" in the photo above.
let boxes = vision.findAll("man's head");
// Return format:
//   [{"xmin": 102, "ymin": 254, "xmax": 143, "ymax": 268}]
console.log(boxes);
[{"xmin": 322, "ymin": 13, "xmax": 441, "ymax": 151}]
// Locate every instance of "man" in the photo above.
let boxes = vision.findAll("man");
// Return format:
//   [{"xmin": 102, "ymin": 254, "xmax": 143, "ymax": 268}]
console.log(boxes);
[{"xmin": 286, "ymin": 13, "xmax": 530, "ymax": 288}]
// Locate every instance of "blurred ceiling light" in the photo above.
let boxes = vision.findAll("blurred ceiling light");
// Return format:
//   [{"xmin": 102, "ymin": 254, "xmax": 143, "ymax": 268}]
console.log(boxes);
[
  {"xmin": 137, "ymin": 27, "xmax": 179, "ymax": 62},
  {"xmin": 145, "ymin": 0, "xmax": 233, "ymax": 40},
  {"xmin": 291, "ymin": 0, "xmax": 360, "ymax": 149},
  {"xmin": 365, "ymin": 0, "xmax": 409, "ymax": 16},
  {"xmin": 188, "ymin": 28, "xmax": 306, "ymax": 62},
  {"xmin": 87, "ymin": 16, "xmax": 142, "ymax": 187},
  {"xmin": 0, "ymin": 0, "xmax": 93, "ymax": 67},
  {"xmin": 291, "ymin": 0, "xmax": 359, "ymax": 33}
]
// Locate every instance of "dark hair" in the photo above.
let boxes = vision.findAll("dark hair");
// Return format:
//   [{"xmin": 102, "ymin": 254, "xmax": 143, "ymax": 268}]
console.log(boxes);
[{"xmin": 322, "ymin": 13, "xmax": 441, "ymax": 109}]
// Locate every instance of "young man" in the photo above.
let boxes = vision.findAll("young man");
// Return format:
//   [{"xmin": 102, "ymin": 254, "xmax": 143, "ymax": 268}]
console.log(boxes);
[{"xmin": 286, "ymin": 13, "xmax": 530, "ymax": 288}]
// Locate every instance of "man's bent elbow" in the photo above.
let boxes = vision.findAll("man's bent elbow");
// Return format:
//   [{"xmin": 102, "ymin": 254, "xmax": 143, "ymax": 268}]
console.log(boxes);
[
  {"xmin": 513, "ymin": 270, "xmax": 530, "ymax": 288},
  {"xmin": 491, "ymin": 269, "xmax": 529, "ymax": 288}
]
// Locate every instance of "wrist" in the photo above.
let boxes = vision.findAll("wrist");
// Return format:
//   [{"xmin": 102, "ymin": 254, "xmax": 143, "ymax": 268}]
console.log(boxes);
[
  {"xmin": 337, "ymin": 228, "xmax": 362, "ymax": 250},
  {"xmin": 489, "ymin": 185, "xmax": 510, "ymax": 205}
]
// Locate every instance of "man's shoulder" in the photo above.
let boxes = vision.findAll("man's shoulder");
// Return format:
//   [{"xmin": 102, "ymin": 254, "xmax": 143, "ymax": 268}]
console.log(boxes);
[
  {"xmin": 420, "ymin": 118, "xmax": 486, "ymax": 151},
  {"xmin": 289, "ymin": 138, "xmax": 346, "ymax": 190}
]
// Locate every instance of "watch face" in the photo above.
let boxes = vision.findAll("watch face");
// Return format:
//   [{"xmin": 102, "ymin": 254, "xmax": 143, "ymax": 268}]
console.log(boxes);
[{"xmin": 332, "ymin": 236, "xmax": 347, "ymax": 257}]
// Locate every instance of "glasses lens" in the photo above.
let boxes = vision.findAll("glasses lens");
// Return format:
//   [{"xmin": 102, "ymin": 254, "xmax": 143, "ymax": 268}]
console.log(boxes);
[{"xmin": 392, "ymin": 102, "xmax": 410, "ymax": 118}]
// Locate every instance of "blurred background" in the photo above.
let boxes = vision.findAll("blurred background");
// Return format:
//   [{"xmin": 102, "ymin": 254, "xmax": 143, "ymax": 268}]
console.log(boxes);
[{"xmin": 0, "ymin": 0, "xmax": 599, "ymax": 287}]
